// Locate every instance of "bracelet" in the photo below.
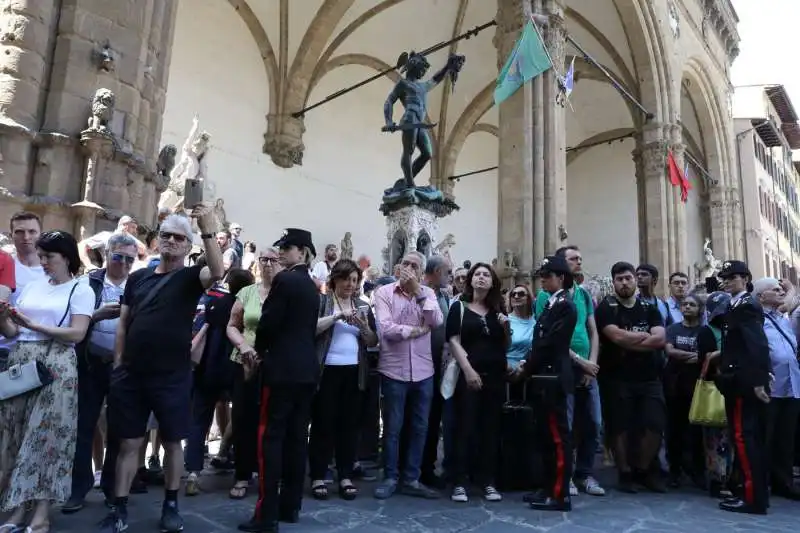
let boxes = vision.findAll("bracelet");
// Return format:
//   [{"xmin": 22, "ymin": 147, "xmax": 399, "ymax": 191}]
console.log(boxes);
[{"xmin": 200, "ymin": 232, "xmax": 213, "ymax": 239}]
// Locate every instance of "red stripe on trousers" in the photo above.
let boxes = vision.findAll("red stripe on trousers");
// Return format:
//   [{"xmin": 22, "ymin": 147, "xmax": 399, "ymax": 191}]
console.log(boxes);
[
  {"xmin": 254, "ymin": 386, "xmax": 271, "ymax": 521},
  {"xmin": 733, "ymin": 397, "xmax": 755, "ymax": 505},
  {"xmin": 548, "ymin": 411, "xmax": 565, "ymax": 500}
]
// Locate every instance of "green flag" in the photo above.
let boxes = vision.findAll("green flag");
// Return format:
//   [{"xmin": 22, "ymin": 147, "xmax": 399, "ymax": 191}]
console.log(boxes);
[{"xmin": 494, "ymin": 20, "xmax": 552, "ymax": 105}]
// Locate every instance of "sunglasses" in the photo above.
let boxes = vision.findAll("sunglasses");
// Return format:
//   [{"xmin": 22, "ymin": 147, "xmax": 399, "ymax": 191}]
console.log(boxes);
[
  {"xmin": 259, "ymin": 256, "xmax": 278, "ymax": 264},
  {"xmin": 510, "ymin": 290, "xmax": 527, "ymax": 298},
  {"xmin": 159, "ymin": 231, "xmax": 187, "ymax": 243},
  {"xmin": 111, "ymin": 253, "xmax": 135, "ymax": 265}
]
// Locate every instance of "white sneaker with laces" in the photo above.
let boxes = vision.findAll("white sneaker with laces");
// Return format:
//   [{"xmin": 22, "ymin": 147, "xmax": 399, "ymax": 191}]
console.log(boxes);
[
  {"xmin": 569, "ymin": 479, "xmax": 579, "ymax": 496},
  {"xmin": 579, "ymin": 476, "xmax": 606, "ymax": 496},
  {"xmin": 451, "ymin": 485, "xmax": 468, "ymax": 502},
  {"xmin": 483, "ymin": 485, "xmax": 502, "ymax": 502}
]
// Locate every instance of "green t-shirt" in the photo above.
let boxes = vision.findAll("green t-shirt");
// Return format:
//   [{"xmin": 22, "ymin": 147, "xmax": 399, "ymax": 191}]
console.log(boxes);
[{"xmin": 535, "ymin": 285, "xmax": 593, "ymax": 359}]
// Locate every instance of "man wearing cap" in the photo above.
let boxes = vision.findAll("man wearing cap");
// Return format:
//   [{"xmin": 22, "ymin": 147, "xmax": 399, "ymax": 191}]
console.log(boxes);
[
  {"xmin": 239, "ymin": 228, "xmax": 320, "ymax": 532},
  {"xmin": 516, "ymin": 255, "xmax": 578, "ymax": 511},
  {"xmin": 79, "ymin": 215, "xmax": 148, "ymax": 271},
  {"xmin": 716, "ymin": 260, "xmax": 771, "ymax": 515}
]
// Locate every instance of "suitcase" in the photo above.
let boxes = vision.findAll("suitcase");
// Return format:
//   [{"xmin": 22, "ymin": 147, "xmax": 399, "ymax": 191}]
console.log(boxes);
[{"xmin": 496, "ymin": 381, "xmax": 545, "ymax": 491}]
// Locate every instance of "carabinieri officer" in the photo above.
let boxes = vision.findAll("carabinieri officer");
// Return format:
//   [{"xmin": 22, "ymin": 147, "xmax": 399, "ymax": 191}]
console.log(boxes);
[
  {"xmin": 239, "ymin": 228, "xmax": 320, "ymax": 533},
  {"xmin": 517, "ymin": 255, "xmax": 578, "ymax": 512},
  {"xmin": 716, "ymin": 259, "xmax": 771, "ymax": 515}
]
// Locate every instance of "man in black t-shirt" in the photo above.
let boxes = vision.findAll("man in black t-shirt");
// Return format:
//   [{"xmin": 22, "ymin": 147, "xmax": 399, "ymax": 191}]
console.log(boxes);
[
  {"xmin": 99, "ymin": 208, "xmax": 224, "ymax": 533},
  {"xmin": 595, "ymin": 261, "xmax": 666, "ymax": 494}
]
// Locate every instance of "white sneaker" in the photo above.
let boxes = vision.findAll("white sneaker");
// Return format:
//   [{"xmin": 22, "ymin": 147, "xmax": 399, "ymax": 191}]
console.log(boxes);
[
  {"xmin": 451, "ymin": 485, "xmax": 468, "ymax": 502},
  {"xmin": 569, "ymin": 479, "xmax": 579, "ymax": 496},
  {"xmin": 93, "ymin": 471, "xmax": 102, "ymax": 489},
  {"xmin": 483, "ymin": 485, "xmax": 502, "ymax": 502},
  {"xmin": 578, "ymin": 476, "xmax": 606, "ymax": 496}
]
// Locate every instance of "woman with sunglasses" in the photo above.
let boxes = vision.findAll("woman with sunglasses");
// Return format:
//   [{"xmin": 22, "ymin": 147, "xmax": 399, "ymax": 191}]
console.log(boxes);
[
  {"xmin": 225, "ymin": 247, "xmax": 282, "ymax": 499},
  {"xmin": 0, "ymin": 231, "xmax": 95, "ymax": 533},
  {"xmin": 446, "ymin": 263, "xmax": 510, "ymax": 503},
  {"xmin": 506, "ymin": 284, "xmax": 536, "ymax": 371}
]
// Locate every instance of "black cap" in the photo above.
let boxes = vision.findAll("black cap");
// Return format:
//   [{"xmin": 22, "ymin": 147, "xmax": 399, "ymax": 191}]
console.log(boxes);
[
  {"xmin": 273, "ymin": 228, "xmax": 316, "ymax": 258},
  {"xmin": 706, "ymin": 291, "xmax": 731, "ymax": 322},
  {"xmin": 535, "ymin": 255, "xmax": 574, "ymax": 289},
  {"xmin": 718, "ymin": 260, "xmax": 750, "ymax": 279}
]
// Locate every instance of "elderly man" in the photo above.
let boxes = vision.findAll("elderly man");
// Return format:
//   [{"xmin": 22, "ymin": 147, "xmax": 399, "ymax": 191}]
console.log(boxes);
[
  {"xmin": 229, "ymin": 222, "xmax": 244, "ymax": 258},
  {"xmin": 373, "ymin": 251, "xmax": 443, "ymax": 500},
  {"xmin": 752, "ymin": 277, "xmax": 800, "ymax": 500},
  {"xmin": 79, "ymin": 215, "xmax": 148, "ymax": 271},
  {"xmin": 63, "ymin": 232, "xmax": 139, "ymax": 514},
  {"xmin": 98, "ymin": 207, "xmax": 223, "ymax": 533}
]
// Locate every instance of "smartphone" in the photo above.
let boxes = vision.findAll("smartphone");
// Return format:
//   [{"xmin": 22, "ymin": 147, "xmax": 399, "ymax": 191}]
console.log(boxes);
[{"xmin": 184, "ymin": 178, "xmax": 203, "ymax": 209}]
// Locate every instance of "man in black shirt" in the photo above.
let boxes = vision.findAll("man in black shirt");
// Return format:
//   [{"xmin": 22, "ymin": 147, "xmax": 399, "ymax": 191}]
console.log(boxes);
[
  {"xmin": 595, "ymin": 261, "xmax": 666, "ymax": 493},
  {"xmin": 99, "ymin": 208, "xmax": 224, "ymax": 533}
]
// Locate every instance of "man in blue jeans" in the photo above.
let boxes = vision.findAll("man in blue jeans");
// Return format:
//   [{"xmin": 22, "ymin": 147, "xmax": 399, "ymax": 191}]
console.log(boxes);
[
  {"xmin": 372, "ymin": 251, "xmax": 443, "ymax": 499},
  {"xmin": 536, "ymin": 245, "xmax": 605, "ymax": 496}
]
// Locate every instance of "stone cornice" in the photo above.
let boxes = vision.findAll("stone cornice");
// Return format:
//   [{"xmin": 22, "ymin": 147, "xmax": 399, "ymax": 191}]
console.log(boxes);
[{"xmin": 703, "ymin": 0, "xmax": 740, "ymax": 61}]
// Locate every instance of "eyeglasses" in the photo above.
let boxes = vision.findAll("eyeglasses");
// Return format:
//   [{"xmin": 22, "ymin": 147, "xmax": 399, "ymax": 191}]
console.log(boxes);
[
  {"xmin": 159, "ymin": 231, "xmax": 187, "ymax": 243},
  {"xmin": 111, "ymin": 253, "xmax": 135, "ymax": 265},
  {"xmin": 510, "ymin": 290, "xmax": 527, "ymax": 298},
  {"xmin": 259, "ymin": 257, "xmax": 278, "ymax": 264}
]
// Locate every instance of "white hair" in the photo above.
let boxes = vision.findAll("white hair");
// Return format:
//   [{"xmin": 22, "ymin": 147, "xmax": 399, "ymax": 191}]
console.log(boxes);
[
  {"xmin": 404, "ymin": 250, "xmax": 427, "ymax": 271},
  {"xmin": 107, "ymin": 232, "xmax": 137, "ymax": 253},
  {"xmin": 160, "ymin": 214, "xmax": 193, "ymax": 239},
  {"xmin": 752, "ymin": 277, "xmax": 780, "ymax": 296}
]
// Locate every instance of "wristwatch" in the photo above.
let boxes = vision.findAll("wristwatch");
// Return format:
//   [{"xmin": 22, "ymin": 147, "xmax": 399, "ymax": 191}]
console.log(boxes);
[{"xmin": 200, "ymin": 233, "xmax": 213, "ymax": 239}]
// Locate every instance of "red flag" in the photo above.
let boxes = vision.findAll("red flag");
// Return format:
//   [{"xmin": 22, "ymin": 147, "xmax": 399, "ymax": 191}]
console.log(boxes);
[{"xmin": 667, "ymin": 150, "xmax": 691, "ymax": 203}]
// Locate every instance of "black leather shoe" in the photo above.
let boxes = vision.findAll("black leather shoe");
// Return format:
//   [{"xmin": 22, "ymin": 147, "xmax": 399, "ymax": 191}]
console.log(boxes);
[
  {"xmin": 529, "ymin": 497, "xmax": 572, "ymax": 512},
  {"xmin": 523, "ymin": 489, "xmax": 546, "ymax": 503},
  {"xmin": 61, "ymin": 496, "xmax": 85, "ymax": 514},
  {"xmin": 772, "ymin": 485, "xmax": 800, "ymax": 501},
  {"xmin": 278, "ymin": 509, "xmax": 299, "ymax": 523},
  {"xmin": 719, "ymin": 498, "xmax": 766, "ymax": 515},
  {"xmin": 237, "ymin": 517, "xmax": 279, "ymax": 532}
]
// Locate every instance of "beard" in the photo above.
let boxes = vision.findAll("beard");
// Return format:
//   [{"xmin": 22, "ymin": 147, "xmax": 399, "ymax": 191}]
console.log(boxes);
[{"xmin": 615, "ymin": 286, "xmax": 635, "ymax": 299}]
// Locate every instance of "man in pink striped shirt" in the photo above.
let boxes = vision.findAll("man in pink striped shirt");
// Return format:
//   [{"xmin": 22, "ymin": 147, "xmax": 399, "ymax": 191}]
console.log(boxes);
[{"xmin": 372, "ymin": 251, "xmax": 443, "ymax": 499}]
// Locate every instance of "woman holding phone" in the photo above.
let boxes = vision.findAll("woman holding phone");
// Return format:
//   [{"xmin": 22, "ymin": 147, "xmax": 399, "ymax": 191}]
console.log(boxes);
[{"xmin": 308, "ymin": 259, "xmax": 378, "ymax": 501}]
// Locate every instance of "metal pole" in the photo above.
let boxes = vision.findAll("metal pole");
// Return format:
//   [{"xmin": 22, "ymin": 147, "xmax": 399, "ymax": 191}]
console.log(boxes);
[
  {"xmin": 293, "ymin": 19, "xmax": 497, "ymax": 118},
  {"xmin": 447, "ymin": 165, "xmax": 499, "ymax": 181},
  {"xmin": 565, "ymin": 34, "xmax": 653, "ymax": 120}
]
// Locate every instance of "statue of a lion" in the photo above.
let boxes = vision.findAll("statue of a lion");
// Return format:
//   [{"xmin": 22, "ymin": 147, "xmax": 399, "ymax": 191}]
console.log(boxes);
[{"xmin": 87, "ymin": 88, "xmax": 115, "ymax": 131}]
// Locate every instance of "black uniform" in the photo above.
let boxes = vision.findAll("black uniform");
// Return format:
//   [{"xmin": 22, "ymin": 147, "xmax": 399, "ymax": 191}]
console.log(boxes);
[
  {"xmin": 242, "ymin": 233, "xmax": 320, "ymax": 531},
  {"xmin": 717, "ymin": 262, "xmax": 771, "ymax": 514},
  {"xmin": 522, "ymin": 282, "xmax": 577, "ymax": 507}
]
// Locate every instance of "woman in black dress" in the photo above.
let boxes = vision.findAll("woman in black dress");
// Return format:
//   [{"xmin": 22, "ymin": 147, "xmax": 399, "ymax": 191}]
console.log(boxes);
[{"xmin": 446, "ymin": 262, "xmax": 510, "ymax": 503}]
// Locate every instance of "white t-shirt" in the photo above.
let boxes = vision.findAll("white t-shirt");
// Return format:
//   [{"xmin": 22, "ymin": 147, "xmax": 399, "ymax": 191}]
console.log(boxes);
[
  {"xmin": 0, "ymin": 258, "xmax": 46, "ymax": 349},
  {"xmin": 325, "ymin": 320, "xmax": 360, "ymax": 366},
  {"xmin": 84, "ymin": 231, "xmax": 113, "ymax": 251},
  {"xmin": 16, "ymin": 278, "xmax": 95, "ymax": 342},
  {"xmin": 311, "ymin": 261, "xmax": 331, "ymax": 282}
]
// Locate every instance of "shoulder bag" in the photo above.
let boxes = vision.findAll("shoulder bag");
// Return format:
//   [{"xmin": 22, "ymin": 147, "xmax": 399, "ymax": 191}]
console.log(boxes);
[
  {"xmin": 0, "ymin": 281, "xmax": 79, "ymax": 401},
  {"xmin": 440, "ymin": 301, "xmax": 464, "ymax": 400},
  {"xmin": 688, "ymin": 327, "xmax": 727, "ymax": 427}
]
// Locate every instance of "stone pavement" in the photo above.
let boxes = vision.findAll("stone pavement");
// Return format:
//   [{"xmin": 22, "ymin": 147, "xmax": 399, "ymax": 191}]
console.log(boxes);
[{"xmin": 40, "ymin": 471, "xmax": 800, "ymax": 533}]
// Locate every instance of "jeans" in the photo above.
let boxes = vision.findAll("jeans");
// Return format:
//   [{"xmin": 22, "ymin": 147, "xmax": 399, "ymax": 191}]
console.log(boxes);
[
  {"xmin": 568, "ymin": 379, "xmax": 602, "ymax": 479},
  {"xmin": 381, "ymin": 374, "xmax": 433, "ymax": 483}
]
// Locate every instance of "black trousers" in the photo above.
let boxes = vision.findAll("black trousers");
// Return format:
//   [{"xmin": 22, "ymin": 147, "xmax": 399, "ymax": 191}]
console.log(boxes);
[
  {"xmin": 451, "ymin": 373, "xmax": 503, "ymax": 487},
  {"xmin": 254, "ymin": 383, "xmax": 316, "ymax": 523},
  {"xmin": 765, "ymin": 397, "xmax": 800, "ymax": 491},
  {"xmin": 232, "ymin": 364, "xmax": 260, "ymax": 482},
  {"xmin": 531, "ymin": 385, "xmax": 573, "ymax": 501},
  {"xmin": 357, "ymin": 369, "xmax": 381, "ymax": 462},
  {"xmin": 399, "ymin": 354, "xmax": 443, "ymax": 478},
  {"xmin": 308, "ymin": 365, "xmax": 362, "ymax": 480},
  {"xmin": 666, "ymin": 392, "xmax": 705, "ymax": 478},
  {"xmin": 726, "ymin": 395, "xmax": 769, "ymax": 510}
]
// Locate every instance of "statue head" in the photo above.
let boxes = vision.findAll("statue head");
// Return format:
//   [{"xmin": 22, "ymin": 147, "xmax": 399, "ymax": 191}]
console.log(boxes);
[
  {"xmin": 405, "ymin": 51, "xmax": 430, "ymax": 80},
  {"xmin": 192, "ymin": 132, "xmax": 211, "ymax": 156},
  {"xmin": 215, "ymin": 198, "xmax": 224, "ymax": 208},
  {"xmin": 91, "ymin": 88, "xmax": 115, "ymax": 115},
  {"xmin": 344, "ymin": 232, "xmax": 351, "ymax": 240}
]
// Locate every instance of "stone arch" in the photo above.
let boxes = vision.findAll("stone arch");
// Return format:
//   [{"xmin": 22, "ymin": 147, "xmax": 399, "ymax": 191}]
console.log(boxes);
[
  {"xmin": 227, "ymin": 0, "xmax": 279, "ymax": 116},
  {"xmin": 470, "ymin": 123, "xmax": 498, "ymax": 137}
]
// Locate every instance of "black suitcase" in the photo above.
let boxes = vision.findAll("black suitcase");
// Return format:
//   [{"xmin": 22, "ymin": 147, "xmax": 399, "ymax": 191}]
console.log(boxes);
[{"xmin": 496, "ymin": 381, "xmax": 545, "ymax": 491}]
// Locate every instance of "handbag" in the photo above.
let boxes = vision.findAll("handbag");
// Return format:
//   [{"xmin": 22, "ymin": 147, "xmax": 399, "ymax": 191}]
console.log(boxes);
[
  {"xmin": 688, "ymin": 356, "xmax": 727, "ymax": 427},
  {"xmin": 0, "ymin": 281, "xmax": 78, "ymax": 401},
  {"xmin": 440, "ymin": 301, "xmax": 464, "ymax": 400}
]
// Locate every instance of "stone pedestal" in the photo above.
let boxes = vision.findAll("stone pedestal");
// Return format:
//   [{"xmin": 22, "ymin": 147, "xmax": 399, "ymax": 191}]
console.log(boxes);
[
  {"xmin": 383, "ymin": 205, "xmax": 439, "ymax": 274},
  {"xmin": 71, "ymin": 128, "xmax": 114, "ymax": 239}
]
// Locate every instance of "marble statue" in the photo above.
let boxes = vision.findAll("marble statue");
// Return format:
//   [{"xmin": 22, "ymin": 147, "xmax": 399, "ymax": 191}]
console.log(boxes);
[
  {"xmin": 87, "ymin": 88, "xmax": 115, "ymax": 132},
  {"xmin": 434, "ymin": 233, "xmax": 455, "ymax": 265},
  {"xmin": 340, "ymin": 232, "xmax": 353, "ymax": 260},
  {"xmin": 155, "ymin": 144, "xmax": 177, "ymax": 192},
  {"xmin": 213, "ymin": 198, "xmax": 228, "ymax": 229},
  {"xmin": 159, "ymin": 115, "xmax": 211, "ymax": 212},
  {"xmin": 695, "ymin": 237, "xmax": 722, "ymax": 281}
]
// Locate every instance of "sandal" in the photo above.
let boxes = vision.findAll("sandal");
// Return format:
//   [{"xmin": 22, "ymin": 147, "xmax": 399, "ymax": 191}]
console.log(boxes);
[
  {"xmin": 339, "ymin": 480, "xmax": 358, "ymax": 501},
  {"xmin": 311, "ymin": 481, "xmax": 329, "ymax": 500},
  {"xmin": 229, "ymin": 482, "xmax": 249, "ymax": 499}
]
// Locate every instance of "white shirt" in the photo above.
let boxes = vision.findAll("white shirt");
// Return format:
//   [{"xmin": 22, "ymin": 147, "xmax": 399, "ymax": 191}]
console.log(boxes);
[
  {"xmin": 0, "ymin": 258, "xmax": 46, "ymax": 349},
  {"xmin": 84, "ymin": 231, "xmax": 113, "ymax": 251},
  {"xmin": 311, "ymin": 261, "xmax": 331, "ymax": 282},
  {"xmin": 325, "ymin": 319, "xmax": 360, "ymax": 366},
  {"xmin": 88, "ymin": 275, "xmax": 126, "ymax": 352},
  {"xmin": 16, "ymin": 278, "xmax": 95, "ymax": 342}
]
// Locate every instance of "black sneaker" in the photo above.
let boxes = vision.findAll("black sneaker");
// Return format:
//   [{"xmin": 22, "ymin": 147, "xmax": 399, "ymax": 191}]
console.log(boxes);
[
  {"xmin": 61, "ymin": 495, "xmax": 85, "ymax": 514},
  {"xmin": 97, "ymin": 510, "xmax": 128, "ymax": 532},
  {"xmin": 148, "ymin": 455, "xmax": 163, "ymax": 472},
  {"xmin": 160, "ymin": 502, "xmax": 184, "ymax": 532}
]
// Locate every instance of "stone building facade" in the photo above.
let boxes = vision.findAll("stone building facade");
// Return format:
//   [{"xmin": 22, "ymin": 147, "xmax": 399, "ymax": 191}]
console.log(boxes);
[{"xmin": 0, "ymin": 0, "xmax": 742, "ymax": 284}]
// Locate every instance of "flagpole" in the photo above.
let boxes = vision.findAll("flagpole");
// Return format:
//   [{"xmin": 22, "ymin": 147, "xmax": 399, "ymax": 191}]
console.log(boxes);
[
  {"xmin": 528, "ymin": 14, "xmax": 566, "ymax": 90},
  {"xmin": 684, "ymin": 151, "xmax": 719, "ymax": 186}
]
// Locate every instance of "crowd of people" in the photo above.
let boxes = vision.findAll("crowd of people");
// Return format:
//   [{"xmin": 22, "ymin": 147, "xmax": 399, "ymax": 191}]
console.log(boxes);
[{"xmin": 0, "ymin": 207, "xmax": 796, "ymax": 533}]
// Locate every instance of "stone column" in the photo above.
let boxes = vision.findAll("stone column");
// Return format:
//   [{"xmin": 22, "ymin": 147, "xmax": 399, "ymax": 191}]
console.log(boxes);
[
  {"xmin": 495, "ymin": 0, "xmax": 536, "ymax": 281},
  {"xmin": 72, "ymin": 128, "xmax": 113, "ymax": 239},
  {"xmin": 666, "ymin": 123, "xmax": 687, "ymax": 275},
  {"xmin": 632, "ymin": 123, "xmax": 671, "ymax": 282},
  {"xmin": 542, "ymin": 0, "xmax": 568, "ymax": 253}
]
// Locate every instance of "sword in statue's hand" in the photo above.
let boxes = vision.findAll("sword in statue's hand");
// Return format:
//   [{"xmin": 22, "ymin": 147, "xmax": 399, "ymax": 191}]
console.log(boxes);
[{"xmin": 381, "ymin": 122, "xmax": 437, "ymax": 133}]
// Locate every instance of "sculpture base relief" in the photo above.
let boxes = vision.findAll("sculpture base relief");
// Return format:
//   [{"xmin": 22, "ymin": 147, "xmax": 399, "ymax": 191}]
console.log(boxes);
[{"xmin": 383, "ymin": 204, "xmax": 441, "ymax": 275}]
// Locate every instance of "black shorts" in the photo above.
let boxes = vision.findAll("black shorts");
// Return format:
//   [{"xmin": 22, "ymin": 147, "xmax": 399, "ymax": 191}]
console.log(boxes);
[
  {"xmin": 606, "ymin": 379, "xmax": 666, "ymax": 435},
  {"xmin": 108, "ymin": 365, "xmax": 192, "ymax": 443}
]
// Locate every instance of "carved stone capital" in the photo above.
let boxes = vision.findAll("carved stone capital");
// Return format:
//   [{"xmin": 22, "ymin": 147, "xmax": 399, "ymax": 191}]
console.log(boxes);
[
  {"xmin": 264, "ymin": 114, "xmax": 306, "ymax": 168},
  {"xmin": 80, "ymin": 129, "xmax": 115, "ymax": 159},
  {"xmin": 632, "ymin": 140, "xmax": 667, "ymax": 178}
]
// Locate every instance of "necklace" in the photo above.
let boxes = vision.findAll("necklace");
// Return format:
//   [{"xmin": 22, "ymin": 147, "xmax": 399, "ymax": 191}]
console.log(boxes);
[{"xmin": 332, "ymin": 292, "xmax": 353, "ymax": 315}]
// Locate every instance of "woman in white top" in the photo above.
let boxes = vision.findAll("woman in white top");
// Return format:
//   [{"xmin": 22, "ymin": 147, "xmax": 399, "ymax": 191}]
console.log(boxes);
[
  {"xmin": 309, "ymin": 259, "xmax": 377, "ymax": 501},
  {"xmin": 0, "ymin": 231, "xmax": 94, "ymax": 533}
]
